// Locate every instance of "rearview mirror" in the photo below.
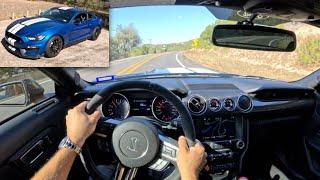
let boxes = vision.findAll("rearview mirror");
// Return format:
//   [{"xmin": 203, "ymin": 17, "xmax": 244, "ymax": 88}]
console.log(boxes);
[
  {"xmin": 0, "ymin": 82, "xmax": 27, "ymax": 105},
  {"xmin": 212, "ymin": 25, "xmax": 296, "ymax": 52}
]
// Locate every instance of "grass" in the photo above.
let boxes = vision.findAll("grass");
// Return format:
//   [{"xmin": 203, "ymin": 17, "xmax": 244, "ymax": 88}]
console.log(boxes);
[{"xmin": 298, "ymin": 37, "xmax": 320, "ymax": 65}]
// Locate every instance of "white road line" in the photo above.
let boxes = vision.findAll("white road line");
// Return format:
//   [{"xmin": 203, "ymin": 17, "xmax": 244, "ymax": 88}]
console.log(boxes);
[
  {"xmin": 175, "ymin": 52, "xmax": 186, "ymax": 68},
  {"xmin": 38, "ymin": 79, "xmax": 52, "ymax": 85},
  {"xmin": 268, "ymin": 38, "xmax": 279, "ymax": 46}
]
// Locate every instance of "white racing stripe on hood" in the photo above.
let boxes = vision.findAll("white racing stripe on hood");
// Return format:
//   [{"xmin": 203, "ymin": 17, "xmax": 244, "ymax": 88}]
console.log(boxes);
[
  {"xmin": 59, "ymin": 7, "xmax": 73, "ymax": 10},
  {"xmin": 8, "ymin": 24, "xmax": 25, "ymax": 34},
  {"xmin": 21, "ymin": 17, "xmax": 50, "ymax": 26},
  {"xmin": 8, "ymin": 17, "xmax": 50, "ymax": 34}
]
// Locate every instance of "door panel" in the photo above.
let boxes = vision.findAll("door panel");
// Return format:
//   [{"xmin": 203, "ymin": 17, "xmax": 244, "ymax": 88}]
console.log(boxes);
[
  {"xmin": 70, "ymin": 23, "xmax": 89, "ymax": 42},
  {"xmin": 0, "ymin": 97, "xmax": 69, "ymax": 179},
  {"xmin": 303, "ymin": 92, "xmax": 320, "ymax": 177}
]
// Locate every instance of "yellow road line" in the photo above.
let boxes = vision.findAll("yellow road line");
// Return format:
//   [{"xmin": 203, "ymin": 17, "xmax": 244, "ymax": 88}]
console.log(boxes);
[{"xmin": 115, "ymin": 54, "xmax": 160, "ymax": 76}]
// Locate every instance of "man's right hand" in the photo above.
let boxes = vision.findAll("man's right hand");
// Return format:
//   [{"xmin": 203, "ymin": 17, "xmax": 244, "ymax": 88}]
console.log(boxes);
[
  {"xmin": 176, "ymin": 136, "xmax": 207, "ymax": 180},
  {"xmin": 66, "ymin": 101, "xmax": 101, "ymax": 148}
]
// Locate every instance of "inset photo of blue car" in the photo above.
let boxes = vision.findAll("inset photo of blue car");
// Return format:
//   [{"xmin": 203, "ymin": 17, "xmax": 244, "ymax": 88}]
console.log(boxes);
[{"xmin": 2, "ymin": 6, "xmax": 104, "ymax": 59}]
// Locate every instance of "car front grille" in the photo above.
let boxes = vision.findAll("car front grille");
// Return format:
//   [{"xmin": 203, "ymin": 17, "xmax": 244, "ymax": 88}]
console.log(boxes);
[{"xmin": 5, "ymin": 31, "xmax": 23, "ymax": 43}]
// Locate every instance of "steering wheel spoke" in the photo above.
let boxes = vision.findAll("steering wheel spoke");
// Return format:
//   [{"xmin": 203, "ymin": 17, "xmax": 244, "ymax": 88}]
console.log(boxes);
[
  {"xmin": 159, "ymin": 135, "xmax": 178, "ymax": 164},
  {"xmin": 149, "ymin": 135, "xmax": 178, "ymax": 171},
  {"xmin": 95, "ymin": 118, "xmax": 121, "ymax": 136},
  {"xmin": 114, "ymin": 163, "xmax": 139, "ymax": 180}
]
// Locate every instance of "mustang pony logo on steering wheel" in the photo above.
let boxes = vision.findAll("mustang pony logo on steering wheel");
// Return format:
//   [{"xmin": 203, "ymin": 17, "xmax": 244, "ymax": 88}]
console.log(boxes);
[{"xmin": 127, "ymin": 137, "xmax": 138, "ymax": 152}]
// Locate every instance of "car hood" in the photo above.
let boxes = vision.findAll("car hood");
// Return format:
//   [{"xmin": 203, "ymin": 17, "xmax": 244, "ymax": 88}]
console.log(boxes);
[{"xmin": 7, "ymin": 17, "xmax": 65, "ymax": 37}]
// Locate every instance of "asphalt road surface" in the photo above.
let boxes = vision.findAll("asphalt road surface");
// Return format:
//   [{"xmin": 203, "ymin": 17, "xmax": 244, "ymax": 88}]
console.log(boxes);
[
  {"xmin": 0, "ymin": 20, "xmax": 109, "ymax": 67},
  {"xmin": 77, "ymin": 52, "xmax": 214, "ymax": 82},
  {"xmin": 0, "ymin": 78, "xmax": 54, "ymax": 122}
]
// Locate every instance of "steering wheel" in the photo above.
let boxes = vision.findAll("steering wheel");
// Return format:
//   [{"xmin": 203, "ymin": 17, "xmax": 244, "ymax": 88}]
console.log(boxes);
[{"xmin": 82, "ymin": 80, "xmax": 196, "ymax": 180}]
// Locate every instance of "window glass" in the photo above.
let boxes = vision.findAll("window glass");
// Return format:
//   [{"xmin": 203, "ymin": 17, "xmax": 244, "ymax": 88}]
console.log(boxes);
[{"xmin": 0, "ymin": 68, "xmax": 55, "ymax": 123}]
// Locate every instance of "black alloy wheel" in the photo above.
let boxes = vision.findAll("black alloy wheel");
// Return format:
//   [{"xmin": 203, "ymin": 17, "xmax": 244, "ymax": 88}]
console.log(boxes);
[
  {"xmin": 90, "ymin": 27, "xmax": 101, "ymax": 41},
  {"xmin": 45, "ymin": 36, "xmax": 63, "ymax": 58}
]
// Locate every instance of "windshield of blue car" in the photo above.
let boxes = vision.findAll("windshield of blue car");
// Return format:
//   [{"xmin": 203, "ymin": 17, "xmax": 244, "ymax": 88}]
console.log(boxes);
[
  {"xmin": 40, "ymin": 8, "xmax": 75, "ymax": 23},
  {"xmin": 77, "ymin": 6, "xmax": 320, "ymax": 83}
]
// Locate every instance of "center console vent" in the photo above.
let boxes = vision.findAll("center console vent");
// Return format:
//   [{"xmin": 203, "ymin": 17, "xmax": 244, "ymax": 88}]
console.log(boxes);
[
  {"xmin": 187, "ymin": 95, "xmax": 207, "ymax": 115},
  {"xmin": 250, "ymin": 89, "xmax": 314, "ymax": 101}
]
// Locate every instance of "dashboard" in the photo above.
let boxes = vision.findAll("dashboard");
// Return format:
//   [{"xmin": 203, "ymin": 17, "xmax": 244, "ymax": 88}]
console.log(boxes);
[
  {"xmin": 76, "ymin": 76, "xmax": 316, "ymax": 176},
  {"xmin": 99, "ymin": 91, "xmax": 253, "ymax": 124}
]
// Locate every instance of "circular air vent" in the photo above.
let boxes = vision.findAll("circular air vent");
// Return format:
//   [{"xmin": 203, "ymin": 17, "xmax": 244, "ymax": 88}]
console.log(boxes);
[
  {"xmin": 237, "ymin": 95, "xmax": 252, "ymax": 112},
  {"xmin": 223, "ymin": 98, "xmax": 235, "ymax": 111},
  {"xmin": 209, "ymin": 98, "xmax": 222, "ymax": 112},
  {"xmin": 187, "ymin": 95, "xmax": 207, "ymax": 115}
]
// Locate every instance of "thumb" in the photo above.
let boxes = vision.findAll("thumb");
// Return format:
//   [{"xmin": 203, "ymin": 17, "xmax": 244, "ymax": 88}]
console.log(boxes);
[{"xmin": 178, "ymin": 136, "xmax": 189, "ymax": 153}]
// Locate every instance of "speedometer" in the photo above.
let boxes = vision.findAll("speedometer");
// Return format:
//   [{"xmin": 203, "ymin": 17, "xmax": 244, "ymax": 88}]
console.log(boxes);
[
  {"xmin": 152, "ymin": 96, "xmax": 179, "ymax": 123},
  {"xmin": 101, "ymin": 93, "xmax": 130, "ymax": 120}
]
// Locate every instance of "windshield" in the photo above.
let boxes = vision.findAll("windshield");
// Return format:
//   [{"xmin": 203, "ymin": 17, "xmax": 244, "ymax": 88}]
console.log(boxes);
[
  {"xmin": 80, "ymin": 6, "xmax": 320, "ymax": 82},
  {"xmin": 40, "ymin": 8, "xmax": 75, "ymax": 23}
]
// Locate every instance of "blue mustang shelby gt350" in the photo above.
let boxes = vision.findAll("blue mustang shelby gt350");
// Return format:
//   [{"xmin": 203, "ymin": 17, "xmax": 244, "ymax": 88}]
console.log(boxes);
[{"xmin": 2, "ymin": 7, "xmax": 103, "ymax": 59}]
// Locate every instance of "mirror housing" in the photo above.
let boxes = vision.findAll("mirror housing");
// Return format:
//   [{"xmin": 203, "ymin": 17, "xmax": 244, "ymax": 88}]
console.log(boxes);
[
  {"xmin": 0, "ymin": 79, "xmax": 44, "ymax": 106},
  {"xmin": 212, "ymin": 25, "xmax": 296, "ymax": 52},
  {"xmin": 0, "ymin": 82, "xmax": 27, "ymax": 106}
]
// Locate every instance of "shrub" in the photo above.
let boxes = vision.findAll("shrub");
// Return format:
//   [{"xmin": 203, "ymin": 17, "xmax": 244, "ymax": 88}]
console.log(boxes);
[{"xmin": 298, "ymin": 38, "xmax": 320, "ymax": 65}]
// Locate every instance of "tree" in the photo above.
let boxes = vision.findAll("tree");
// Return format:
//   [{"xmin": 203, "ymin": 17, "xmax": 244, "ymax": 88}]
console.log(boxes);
[{"xmin": 110, "ymin": 24, "xmax": 141, "ymax": 60}]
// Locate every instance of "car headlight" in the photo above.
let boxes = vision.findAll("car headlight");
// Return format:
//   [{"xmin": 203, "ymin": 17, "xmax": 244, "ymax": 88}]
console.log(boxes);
[{"xmin": 27, "ymin": 35, "xmax": 46, "ymax": 41}]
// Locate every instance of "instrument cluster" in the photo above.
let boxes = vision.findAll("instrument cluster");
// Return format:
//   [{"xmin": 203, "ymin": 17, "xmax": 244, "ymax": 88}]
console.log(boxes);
[{"xmin": 100, "ymin": 93, "xmax": 180, "ymax": 123}]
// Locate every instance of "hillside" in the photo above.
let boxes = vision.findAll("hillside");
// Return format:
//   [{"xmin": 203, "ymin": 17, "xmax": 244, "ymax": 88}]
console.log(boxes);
[{"xmin": 183, "ymin": 22, "xmax": 320, "ymax": 81}]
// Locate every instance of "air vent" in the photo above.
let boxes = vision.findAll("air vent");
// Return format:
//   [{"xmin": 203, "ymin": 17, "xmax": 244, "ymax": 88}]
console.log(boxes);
[
  {"xmin": 223, "ymin": 98, "xmax": 235, "ymax": 111},
  {"xmin": 251, "ymin": 89, "xmax": 314, "ymax": 101},
  {"xmin": 237, "ymin": 95, "xmax": 252, "ymax": 112},
  {"xmin": 187, "ymin": 95, "xmax": 207, "ymax": 115}
]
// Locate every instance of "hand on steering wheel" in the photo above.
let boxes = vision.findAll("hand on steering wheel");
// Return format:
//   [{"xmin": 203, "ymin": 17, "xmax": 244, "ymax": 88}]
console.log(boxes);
[{"xmin": 177, "ymin": 136, "xmax": 207, "ymax": 180}]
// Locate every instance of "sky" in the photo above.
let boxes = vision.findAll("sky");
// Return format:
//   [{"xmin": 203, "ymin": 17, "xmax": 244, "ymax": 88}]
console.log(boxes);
[{"xmin": 110, "ymin": 6, "xmax": 217, "ymax": 44}]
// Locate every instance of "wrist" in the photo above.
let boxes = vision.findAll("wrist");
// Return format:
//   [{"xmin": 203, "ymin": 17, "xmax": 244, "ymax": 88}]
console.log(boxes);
[
  {"xmin": 181, "ymin": 171, "xmax": 198, "ymax": 180},
  {"xmin": 67, "ymin": 134, "xmax": 86, "ymax": 148},
  {"xmin": 59, "ymin": 136, "xmax": 82, "ymax": 154}
]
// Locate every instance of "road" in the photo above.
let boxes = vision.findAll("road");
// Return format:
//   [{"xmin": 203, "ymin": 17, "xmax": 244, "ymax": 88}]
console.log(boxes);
[
  {"xmin": 77, "ymin": 51, "xmax": 216, "ymax": 82},
  {"xmin": 0, "ymin": 19, "xmax": 109, "ymax": 67},
  {"xmin": 0, "ymin": 78, "xmax": 54, "ymax": 122}
]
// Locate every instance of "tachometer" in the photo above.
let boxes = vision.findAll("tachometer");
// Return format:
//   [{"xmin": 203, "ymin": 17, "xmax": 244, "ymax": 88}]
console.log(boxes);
[
  {"xmin": 152, "ymin": 96, "xmax": 179, "ymax": 123},
  {"xmin": 101, "ymin": 93, "xmax": 130, "ymax": 120}
]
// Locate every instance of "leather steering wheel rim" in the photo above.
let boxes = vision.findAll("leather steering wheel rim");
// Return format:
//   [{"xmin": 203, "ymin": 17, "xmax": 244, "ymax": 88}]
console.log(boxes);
[{"xmin": 82, "ymin": 80, "xmax": 196, "ymax": 179}]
